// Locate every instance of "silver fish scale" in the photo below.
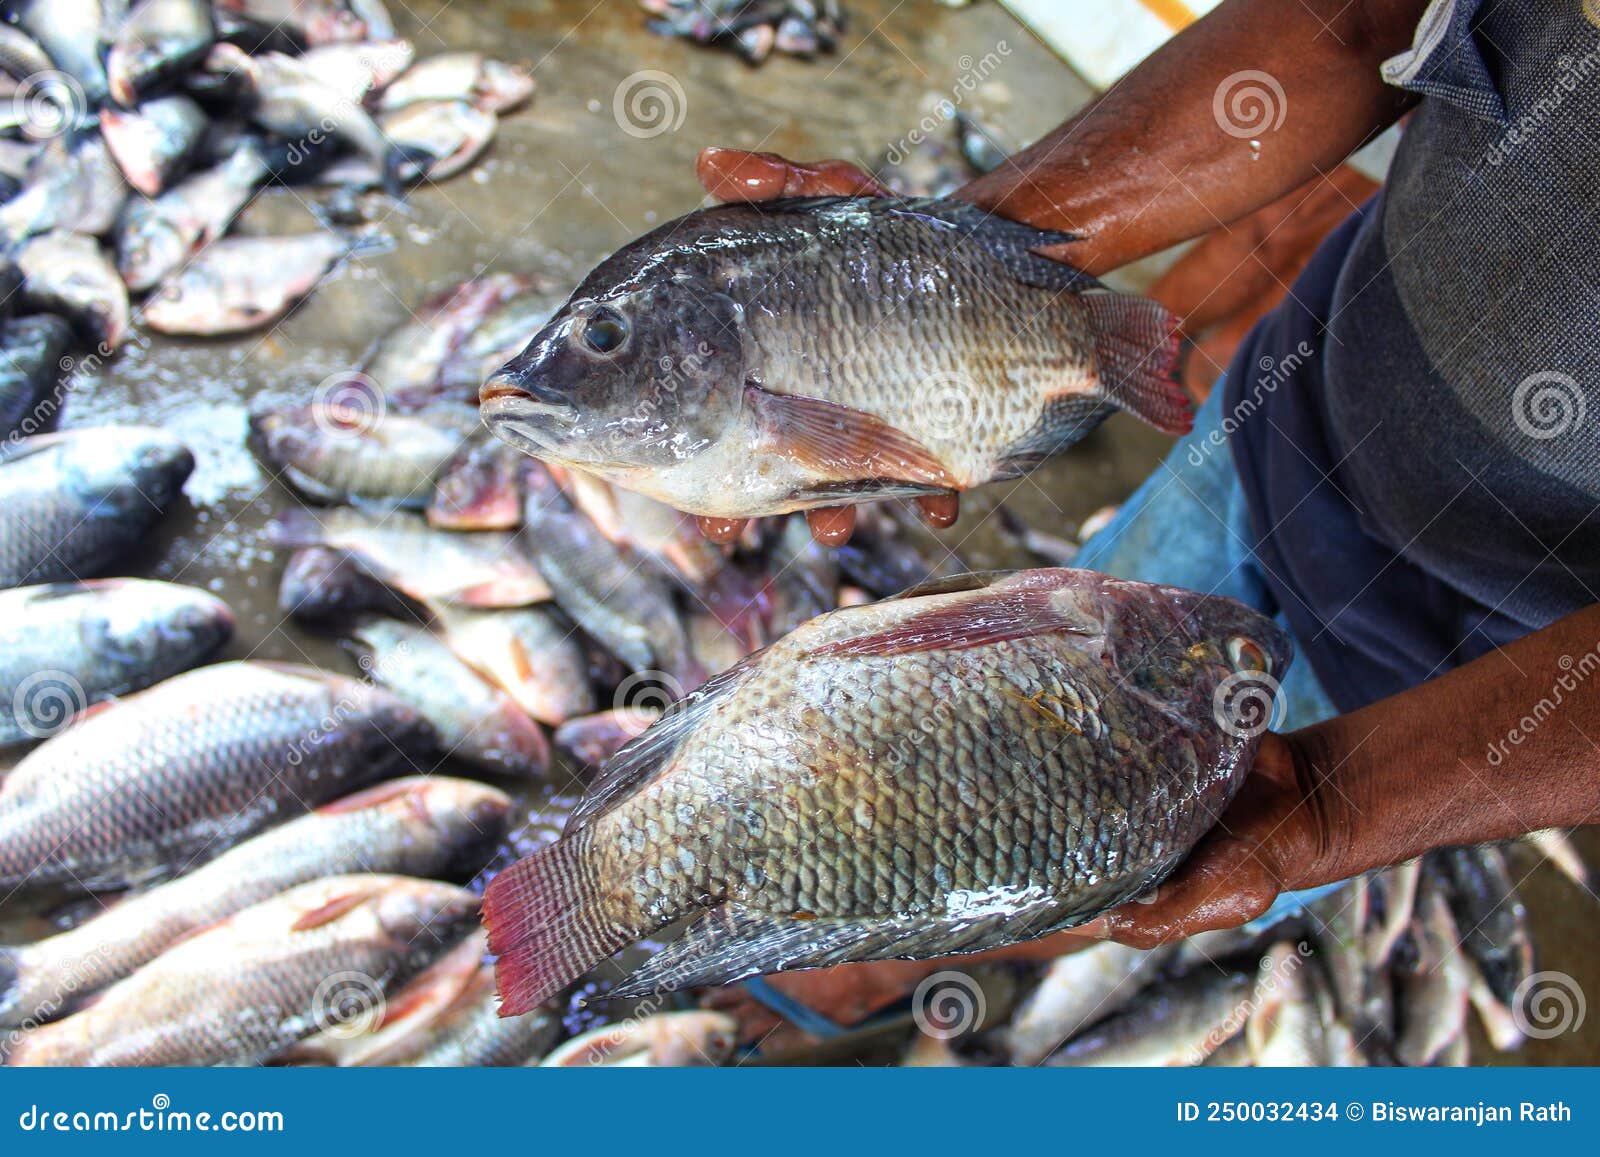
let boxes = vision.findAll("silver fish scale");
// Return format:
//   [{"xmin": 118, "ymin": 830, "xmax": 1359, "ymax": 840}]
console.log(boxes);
[
  {"xmin": 715, "ymin": 202, "xmax": 1103, "ymax": 482},
  {"xmin": 600, "ymin": 626, "xmax": 1234, "ymax": 924},
  {"xmin": 0, "ymin": 666, "xmax": 425, "ymax": 889}
]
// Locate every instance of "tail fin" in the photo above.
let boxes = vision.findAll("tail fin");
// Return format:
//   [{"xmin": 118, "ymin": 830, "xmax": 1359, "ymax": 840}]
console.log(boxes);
[
  {"xmin": 482, "ymin": 832, "xmax": 638, "ymax": 1015},
  {"xmin": 1083, "ymin": 294, "xmax": 1192, "ymax": 435}
]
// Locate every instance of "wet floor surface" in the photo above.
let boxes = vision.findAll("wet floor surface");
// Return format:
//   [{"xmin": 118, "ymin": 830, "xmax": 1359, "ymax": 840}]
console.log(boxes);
[{"xmin": 10, "ymin": 0, "xmax": 1596, "ymax": 1062}]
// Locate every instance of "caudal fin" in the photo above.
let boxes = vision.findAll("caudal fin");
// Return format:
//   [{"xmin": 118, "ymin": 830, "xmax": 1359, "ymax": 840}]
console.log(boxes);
[
  {"xmin": 482, "ymin": 832, "xmax": 638, "ymax": 1015},
  {"xmin": 1083, "ymin": 294, "xmax": 1192, "ymax": 435}
]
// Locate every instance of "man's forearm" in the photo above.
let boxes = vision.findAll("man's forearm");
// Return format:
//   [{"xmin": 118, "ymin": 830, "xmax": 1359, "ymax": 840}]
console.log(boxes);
[
  {"xmin": 1291, "ymin": 604, "xmax": 1600, "ymax": 887},
  {"xmin": 959, "ymin": 0, "xmax": 1426, "ymax": 275}
]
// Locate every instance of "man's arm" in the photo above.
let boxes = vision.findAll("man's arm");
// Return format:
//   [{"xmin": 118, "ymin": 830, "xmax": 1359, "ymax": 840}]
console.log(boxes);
[
  {"xmin": 959, "ymin": 0, "xmax": 1428, "ymax": 275},
  {"xmin": 1103, "ymin": 604, "xmax": 1600, "ymax": 947}
]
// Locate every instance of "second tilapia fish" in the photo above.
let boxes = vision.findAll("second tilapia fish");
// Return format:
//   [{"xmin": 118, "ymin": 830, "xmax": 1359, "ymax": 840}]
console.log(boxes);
[
  {"xmin": 485, "ymin": 568, "xmax": 1290, "ymax": 1012},
  {"xmin": 482, "ymin": 196, "xmax": 1189, "ymax": 518}
]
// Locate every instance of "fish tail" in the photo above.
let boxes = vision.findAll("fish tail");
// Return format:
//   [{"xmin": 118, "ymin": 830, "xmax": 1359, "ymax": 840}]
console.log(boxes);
[
  {"xmin": 1082, "ymin": 294, "xmax": 1191, "ymax": 436},
  {"xmin": 483, "ymin": 831, "xmax": 637, "ymax": 1015}
]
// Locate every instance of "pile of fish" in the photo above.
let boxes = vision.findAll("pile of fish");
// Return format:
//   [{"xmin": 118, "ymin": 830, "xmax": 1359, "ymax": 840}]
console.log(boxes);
[
  {"xmin": 0, "ymin": 0, "xmax": 532, "ymax": 362},
  {"xmin": 639, "ymin": 1, "xmax": 847, "ymax": 65},
  {"xmin": 904, "ymin": 842, "xmax": 1583, "ymax": 1068}
]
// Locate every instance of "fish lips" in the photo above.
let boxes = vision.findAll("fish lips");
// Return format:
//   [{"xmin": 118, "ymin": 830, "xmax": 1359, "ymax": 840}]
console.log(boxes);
[{"xmin": 479, "ymin": 370, "xmax": 578, "ymax": 456}]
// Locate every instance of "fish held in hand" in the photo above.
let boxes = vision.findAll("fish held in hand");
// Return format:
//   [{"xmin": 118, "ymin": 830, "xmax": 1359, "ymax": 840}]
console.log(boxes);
[
  {"xmin": 482, "ymin": 196, "xmax": 1188, "ymax": 518},
  {"xmin": 484, "ymin": 568, "xmax": 1290, "ymax": 1013}
]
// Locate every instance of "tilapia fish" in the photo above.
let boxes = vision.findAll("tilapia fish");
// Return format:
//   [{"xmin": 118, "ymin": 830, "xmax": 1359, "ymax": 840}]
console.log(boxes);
[
  {"xmin": 484, "ymin": 568, "xmax": 1290, "ymax": 1013},
  {"xmin": 0, "ymin": 579, "xmax": 233, "ymax": 748},
  {"xmin": 0, "ymin": 314, "xmax": 75, "ymax": 442},
  {"xmin": 4, "ymin": 875, "xmax": 480, "ymax": 1067},
  {"xmin": 0, "ymin": 427, "xmax": 193, "ymax": 589},
  {"xmin": 0, "ymin": 661, "xmax": 433, "ymax": 893},
  {"xmin": 0, "ymin": 777, "xmax": 507, "ymax": 1028},
  {"xmin": 481, "ymin": 196, "xmax": 1188, "ymax": 518}
]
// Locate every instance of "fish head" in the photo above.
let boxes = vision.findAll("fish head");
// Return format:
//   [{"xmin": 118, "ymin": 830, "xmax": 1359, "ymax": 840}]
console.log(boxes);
[
  {"xmin": 481, "ymin": 274, "xmax": 748, "ymax": 477},
  {"xmin": 116, "ymin": 210, "xmax": 189, "ymax": 292},
  {"xmin": 94, "ymin": 582, "xmax": 234, "ymax": 674}
]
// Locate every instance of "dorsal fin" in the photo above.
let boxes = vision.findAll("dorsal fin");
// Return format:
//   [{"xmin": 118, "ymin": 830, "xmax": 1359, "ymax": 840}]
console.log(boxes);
[{"xmin": 564, "ymin": 656, "xmax": 761, "ymax": 833}]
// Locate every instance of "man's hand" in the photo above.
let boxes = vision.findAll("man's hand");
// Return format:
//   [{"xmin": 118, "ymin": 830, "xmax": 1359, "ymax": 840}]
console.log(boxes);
[
  {"xmin": 692, "ymin": 147, "xmax": 962, "ymax": 546},
  {"xmin": 1095, "ymin": 732, "xmax": 1326, "ymax": 946}
]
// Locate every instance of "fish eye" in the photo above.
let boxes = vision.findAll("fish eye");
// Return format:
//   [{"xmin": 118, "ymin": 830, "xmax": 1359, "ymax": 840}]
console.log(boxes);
[
  {"xmin": 581, "ymin": 306, "xmax": 628, "ymax": 355},
  {"xmin": 1227, "ymin": 636, "xmax": 1270, "ymax": 675}
]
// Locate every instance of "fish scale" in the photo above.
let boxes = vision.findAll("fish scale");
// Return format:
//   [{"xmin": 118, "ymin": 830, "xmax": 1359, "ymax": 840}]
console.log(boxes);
[
  {"xmin": 0, "ymin": 662, "xmax": 434, "ymax": 894},
  {"xmin": 484, "ymin": 568, "xmax": 1292, "ymax": 1012}
]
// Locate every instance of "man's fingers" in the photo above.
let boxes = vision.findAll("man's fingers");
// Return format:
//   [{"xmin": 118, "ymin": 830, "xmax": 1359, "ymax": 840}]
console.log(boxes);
[
  {"xmin": 697, "ymin": 147, "xmax": 889, "ymax": 202},
  {"xmin": 806, "ymin": 504, "xmax": 857, "ymax": 545},
  {"xmin": 694, "ymin": 515, "xmax": 748, "ymax": 544},
  {"xmin": 915, "ymin": 492, "xmax": 960, "ymax": 529},
  {"xmin": 1099, "ymin": 842, "xmax": 1281, "ymax": 949}
]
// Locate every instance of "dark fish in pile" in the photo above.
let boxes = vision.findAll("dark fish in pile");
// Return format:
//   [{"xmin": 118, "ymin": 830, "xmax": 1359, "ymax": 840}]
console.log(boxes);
[
  {"xmin": 484, "ymin": 568, "xmax": 1291, "ymax": 1012},
  {"xmin": 0, "ymin": 313, "xmax": 74, "ymax": 441},
  {"xmin": 277, "ymin": 543, "xmax": 426, "ymax": 622},
  {"xmin": 0, "ymin": 133, "xmax": 127, "ymax": 244},
  {"xmin": 250, "ymin": 401, "xmax": 478, "ymax": 508},
  {"xmin": 482, "ymin": 197, "xmax": 1188, "ymax": 519},
  {"xmin": 0, "ymin": 777, "xmax": 508, "ymax": 1028},
  {"xmin": 553, "ymin": 707, "xmax": 660, "ymax": 770},
  {"xmin": 114, "ymin": 139, "xmax": 268, "ymax": 291},
  {"xmin": 517, "ymin": 462, "xmax": 692, "ymax": 680},
  {"xmin": 16, "ymin": 231, "xmax": 131, "ymax": 348},
  {"xmin": 141, "ymin": 231, "xmax": 381, "ymax": 335},
  {"xmin": 363, "ymin": 272, "xmax": 534, "ymax": 405},
  {"xmin": 106, "ymin": 0, "xmax": 218, "ymax": 107},
  {"xmin": 432, "ymin": 603, "xmax": 596, "ymax": 726},
  {"xmin": 345, "ymin": 616, "xmax": 552, "ymax": 777},
  {"xmin": 375, "ymin": 51, "xmax": 532, "ymax": 112},
  {"xmin": 541, "ymin": 1010, "xmax": 739, "ymax": 1067},
  {"xmin": 5, "ymin": 874, "xmax": 480, "ymax": 1066},
  {"xmin": 640, "ymin": 0, "xmax": 845, "ymax": 66},
  {"xmin": 98, "ymin": 93, "xmax": 209, "ymax": 195},
  {"xmin": 270, "ymin": 506, "xmax": 551, "ymax": 608},
  {"xmin": 1047, "ymin": 969, "xmax": 1253, "ymax": 1067},
  {"xmin": 0, "ymin": 579, "xmax": 232, "ymax": 747},
  {"xmin": 1431, "ymin": 845, "xmax": 1533, "ymax": 1004},
  {"xmin": 293, "ymin": 930, "xmax": 559, "ymax": 1067},
  {"xmin": 0, "ymin": 427, "xmax": 193, "ymax": 588},
  {"xmin": 426, "ymin": 440, "xmax": 525, "ymax": 530},
  {"xmin": 0, "ymin": 661, "xmax": 434, "ymax": 893}
]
